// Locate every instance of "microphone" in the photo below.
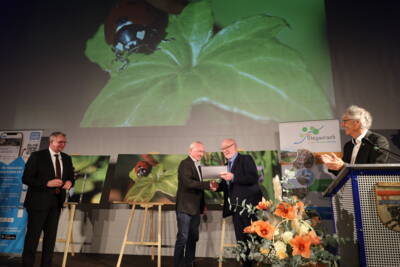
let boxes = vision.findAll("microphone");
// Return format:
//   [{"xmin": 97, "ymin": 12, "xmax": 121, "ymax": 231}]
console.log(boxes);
[
  {"xmin": 362, "ymin": 138, "xmax": 379, "ymax": 150},
  {"xmin": 362, "ymin": 137, "xmax": 400, "ymax": 161}
]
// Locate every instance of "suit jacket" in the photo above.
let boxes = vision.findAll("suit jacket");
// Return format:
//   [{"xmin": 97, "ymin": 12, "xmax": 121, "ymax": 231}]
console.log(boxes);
[
  {"xmin": 219, "ymin": 153, "xmax": 262, "ymax": 218},
  {"xmin": 343, "ymin": 130, "xmax": 389, "ymax": 164},
  {"xmin": 175, "ymin": 156, "xmax": 210, "ymax": 216},
  {"xmin": 22, "ymin": 149, "xmax": 74, "ymax": 210}
]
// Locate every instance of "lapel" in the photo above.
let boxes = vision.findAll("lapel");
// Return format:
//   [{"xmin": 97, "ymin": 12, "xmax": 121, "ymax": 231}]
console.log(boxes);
[
  {"xmin": 45, "ymin": 149, "xmax": 56, "ymax": 178},
  {"xmin": 189, "ymin": 157, "xmax": 201, "ymax": 181},
  {"xmin": 355, "ymin": 130, "xmax": 371, "ymax": 163}
]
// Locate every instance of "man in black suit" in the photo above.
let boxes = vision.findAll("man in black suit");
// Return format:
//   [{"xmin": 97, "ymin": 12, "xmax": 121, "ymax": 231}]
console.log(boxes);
[
  {"xmin": 173, "ymin": 141, "xmax": 217, "ymax": 267},
  {"xmin": 22, "ymin": 132, "xmax": 74, "ymax": 267},
  {"xmin": 321, "ymin": 105, "xmax": 389, "ymax": 170},
  {"xmin": 218, "ymin": 138, "xmax": 262, "ymax": 267}
]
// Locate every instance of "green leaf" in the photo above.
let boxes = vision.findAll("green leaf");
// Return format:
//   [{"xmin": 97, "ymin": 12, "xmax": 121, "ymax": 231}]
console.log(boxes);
[
  {"xmin": 73, "ymin": 177, "xmax": 95, "ymax": 194},
  {"xmin": 124, "ymin": 164, "xmax": 178, "ymax": 202},
  {"xmin": 81, "ymin": 0, "xmax": 332, "ymax": 127},
  {"xmin": 71, "ymin": 156, "xmax": 99, "ymax": 172}
]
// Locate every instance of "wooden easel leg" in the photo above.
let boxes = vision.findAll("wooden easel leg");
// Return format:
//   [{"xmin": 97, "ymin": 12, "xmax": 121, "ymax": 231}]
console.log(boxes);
[
  {"xmin": 62, "ymin": 204, "xmax": 76, "ymax": 267},
  {"xmin": 218, "ymin": 218, "xmax": 226, "ymax": 267},
  {"xmin": 116, "ymin": 204, "xmax": 136, "ymax": 267},
  {"xmin": 150, "ymin": 208, "xmax": 155, "ymax": 261},
  {"xmin": 157, "ymin": 205, "xmax": 162, "ymax": 267}
]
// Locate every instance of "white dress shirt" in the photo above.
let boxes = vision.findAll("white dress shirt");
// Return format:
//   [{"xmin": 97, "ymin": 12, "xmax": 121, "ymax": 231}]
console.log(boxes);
[
  {"xmin": 350, "ymin": 129, "xmax": 368, "ymax": 164},
  {"xmin": 49, "ymin": 148, "xmax": 63, "ymax": 178}
]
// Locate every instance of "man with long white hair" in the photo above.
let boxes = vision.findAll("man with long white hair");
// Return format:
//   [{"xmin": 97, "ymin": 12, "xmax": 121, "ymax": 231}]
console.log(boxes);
[{"xmin": 321, "ymin": 105, "xmax": 389, "ymax": 171}]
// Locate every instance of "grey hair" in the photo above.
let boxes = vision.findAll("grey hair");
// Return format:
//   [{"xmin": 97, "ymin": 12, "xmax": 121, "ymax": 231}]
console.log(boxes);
[
  {"xmin": 49, "ymin": 131, "xmax": 66, "ymax": 142},
  {"xmin": 344, "ymin": 105, "xmax": 372, "ymax": 129},
  {"xmin": 189, "ymin": 141, "xmax": 203, "ymax": 150}
]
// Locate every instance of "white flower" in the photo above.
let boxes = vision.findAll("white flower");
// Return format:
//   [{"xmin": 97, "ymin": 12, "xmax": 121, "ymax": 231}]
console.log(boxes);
[
  {"xmin": 299, "ymin": 222, "xmax": 310, "ymax": 235},
  {"xmin": 274, "ymin": 240, "xmax": 288, "ymax": 259},
  {"xmin": 281, "ymin": 231, "xmax": 294, "ymax": 243}
]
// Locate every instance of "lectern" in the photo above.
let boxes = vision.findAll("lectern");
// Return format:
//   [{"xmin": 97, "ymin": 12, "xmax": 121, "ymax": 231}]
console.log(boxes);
[{"xmin": 324, "ymin": 164, "xmax": 400, "ymax": 267}]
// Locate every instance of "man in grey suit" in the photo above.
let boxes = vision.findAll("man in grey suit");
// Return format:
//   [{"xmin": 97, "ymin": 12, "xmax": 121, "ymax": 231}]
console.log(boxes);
[
  {"xmin": 173, "ymin": 141, "xmax": 217, "ymax": 267},
  {"xmin": 22, "ymin": 132, "xmax": 74, "ymax": 267}
]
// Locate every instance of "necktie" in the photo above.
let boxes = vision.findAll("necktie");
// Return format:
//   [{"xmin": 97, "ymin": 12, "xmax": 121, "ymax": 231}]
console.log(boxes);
[
  {"xmin": 227, "ymin": 160, "xmax": 232, "ymax": 172},
  {"xmin": 55, "ymin": 154, "xmax": 61, "ymax": 194}
]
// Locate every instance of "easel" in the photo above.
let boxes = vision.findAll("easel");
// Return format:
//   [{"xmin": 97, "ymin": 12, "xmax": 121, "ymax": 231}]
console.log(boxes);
[
  {"xmin": 218, "ymin": 218, "xmax": 237, "ymax": 267},
  {"xmin": 115, "ymin": 202, "xmax": 165, "ymax": 267},
  {"xmin": 60, "ymin": 202, "xmax": 77, "ymax": 267},
  {"xmin": 38, "ymin": 202, "xmax": 77, "ymax": 267}
]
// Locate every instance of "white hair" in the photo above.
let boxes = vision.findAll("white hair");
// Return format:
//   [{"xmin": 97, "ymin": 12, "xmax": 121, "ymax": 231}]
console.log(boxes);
[
  {"xmin": 189, "ymin": 141, "xmax": 203, "ymax": 150},
  {"xmin": 344, "ymin": 105, "xmax": 372, "ymax": 129}
]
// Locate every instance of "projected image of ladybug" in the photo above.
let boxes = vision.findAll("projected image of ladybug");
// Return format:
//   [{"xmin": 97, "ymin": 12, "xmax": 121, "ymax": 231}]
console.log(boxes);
[{"xmin": 104, "ymin": 0, "xmax": 172, "ymax": 68}]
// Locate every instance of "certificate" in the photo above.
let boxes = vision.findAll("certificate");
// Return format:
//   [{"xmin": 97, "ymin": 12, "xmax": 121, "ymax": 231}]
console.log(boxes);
[{"xmin": 201, "ymin": 166, "xmax": 227, "ymax": 180}]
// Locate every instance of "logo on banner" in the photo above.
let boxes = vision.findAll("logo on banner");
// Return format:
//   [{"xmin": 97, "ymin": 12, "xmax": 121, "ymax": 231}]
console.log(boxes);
[
  {"xmin": 375, "ymin": 182, "xmax": 400, "ymax": 232},
  {"xmin": 294, "ymin": 125, "xmax": 335, "ymax": 145}
]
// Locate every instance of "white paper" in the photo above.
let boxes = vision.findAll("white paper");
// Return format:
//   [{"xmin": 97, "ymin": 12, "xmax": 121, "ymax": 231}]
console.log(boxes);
[{"xmin": 201, "ymin": 166, "xmax": 227, "ymax": 180}]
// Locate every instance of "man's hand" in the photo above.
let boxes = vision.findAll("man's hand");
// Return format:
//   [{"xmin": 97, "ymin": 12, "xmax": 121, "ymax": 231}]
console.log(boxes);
[
  {"xmin": 210, "ymin": 180, "xmax": 218, "ymax": 191},
  {"xmin": 47, "ymin": 178, "xmax": 63, "ymax": 188},
  {"xmin": 219, "ymin": 172, "xmax": 233, "ymax": 181},
  {"xmin": 320, "ymin": 153, "xmax": 345, "ymax": 171},
  {"xmin": 63, "ymin": 180, "xmax": 72, "ymax": 190}
]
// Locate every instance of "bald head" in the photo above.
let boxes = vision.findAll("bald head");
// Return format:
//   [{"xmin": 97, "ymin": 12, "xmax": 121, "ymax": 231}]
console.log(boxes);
[
  {"xmin": 189, "ymin": 141, "xmax": 205, "ymax": 161},
  {"xmin": 221, "ymin": 138, "xmax": 238, "ymax": 159}
]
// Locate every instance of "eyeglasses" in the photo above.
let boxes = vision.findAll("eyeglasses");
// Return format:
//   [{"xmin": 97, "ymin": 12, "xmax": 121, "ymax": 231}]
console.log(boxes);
[
  {"xmin": 221, "ymin": 143, "xmax": 234, "ymax": 150},
  {"xmin": 341, "ymin": 119, "xmax": 355, "ymax": 123}
]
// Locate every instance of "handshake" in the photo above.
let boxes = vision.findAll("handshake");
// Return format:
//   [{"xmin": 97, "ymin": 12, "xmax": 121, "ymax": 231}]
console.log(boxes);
[{"xmin": 209, "ymin": 180, "xmax": 219, "ymax": 191}]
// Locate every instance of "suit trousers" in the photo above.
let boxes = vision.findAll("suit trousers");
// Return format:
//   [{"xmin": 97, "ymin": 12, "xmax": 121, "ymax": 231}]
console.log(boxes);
[
  {"xmin": 173, "ymin": 211, "xmax": 200, "ymax": 267},
  {"xmin": 22, "ymin": 206, "xmax": 61, "ymax": 267}
]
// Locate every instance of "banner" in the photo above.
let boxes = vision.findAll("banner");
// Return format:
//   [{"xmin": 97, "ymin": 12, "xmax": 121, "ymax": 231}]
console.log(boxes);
[
  {"xmin": 0, "ymin": 130, "xmax": 42, "ymax": 254},
  {"xmin": 279, "ymin": 120, "xmax": 341, "ymax": 220}
]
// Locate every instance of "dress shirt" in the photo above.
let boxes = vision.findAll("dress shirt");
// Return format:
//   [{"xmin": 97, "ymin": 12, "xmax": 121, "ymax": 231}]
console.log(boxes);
[
  {"xmin": 189, "ymin": 156, "xmax": 202, "ymax": 181},
  {"xmin": 350, "ymin": 129, "xmax": 368, "ymax": 164},
  {"xmin": 49, "ymin": 148, "xmax": 63, "ymax": 178}
]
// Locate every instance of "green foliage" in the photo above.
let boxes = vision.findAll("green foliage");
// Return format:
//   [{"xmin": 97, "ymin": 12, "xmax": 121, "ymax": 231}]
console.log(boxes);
[
  {"xmin": 125, "ymin": 164, "xmax": 178, "ymax": 202},
  {"xmin": 81, "ymin": 0, "xmax": 332, "ymax": 127},
  {"xmin": 71, "ymin": 156, "xmax": 110, "ymax": 200}
]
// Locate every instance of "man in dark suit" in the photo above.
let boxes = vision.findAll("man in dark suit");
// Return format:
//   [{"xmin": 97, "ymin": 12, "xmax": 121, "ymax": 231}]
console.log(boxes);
[
  {"xmin": 173, "ymin": 141, "xmax": 217, "ymax": 267},
  {"xmin": 218, "ymin": 138, "xmax": 262, "ymax": 267},
  {"xmin": 22, "ymin": 132, "xmax": 74, "ymax": 267},
  {"xmin": 321, "ymin": 105, "xmax": 389, "ymax": 170}
]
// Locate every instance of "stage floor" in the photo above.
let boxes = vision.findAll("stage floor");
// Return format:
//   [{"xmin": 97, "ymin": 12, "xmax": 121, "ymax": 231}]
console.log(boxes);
[{"xmin": 0, "ymin": 253, "xmax": 241, "ymax": 267}]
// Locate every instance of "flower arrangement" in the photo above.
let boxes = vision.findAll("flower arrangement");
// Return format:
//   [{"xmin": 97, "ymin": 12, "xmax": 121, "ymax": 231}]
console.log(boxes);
[{"xmin": 228, "ymin": 177, "xmax": 345, "ymax": 267}]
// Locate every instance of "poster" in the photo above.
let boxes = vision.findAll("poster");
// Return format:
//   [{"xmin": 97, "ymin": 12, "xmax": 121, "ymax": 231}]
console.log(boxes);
[
  {"xmin": 279, "ymin": 120, "xmax": 341, "ymax": 220},
  {"xmin": 69, "ymin": 155, "xmax": 110, "ymax": 204},
  {"xmin": 0, "ymin": 130, "xmax": 42, "ymax": 254}
]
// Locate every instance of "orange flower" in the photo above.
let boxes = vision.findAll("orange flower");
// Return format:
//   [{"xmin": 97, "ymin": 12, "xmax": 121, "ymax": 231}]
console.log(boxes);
[
  {"xmin": 307, "ymin": 230, "xmax": 321, "ymax": 245},
  {"xmin": 252, "ymin": 220, "xmax": 275, "ymax": 240},
  {"xmin": 289, "ymin": 235, "xmax": 312, "ymax": 258},
  {"xmin": 256, "ymin": 200, "xmax": 272, "ymax": 210},
  {"xmin": 243, "ymin": 224, "xmax": 256, "ymax": 234},
  {"xmin": 274, "ymin": 202, "xmax": 296, "ymax": 220}
]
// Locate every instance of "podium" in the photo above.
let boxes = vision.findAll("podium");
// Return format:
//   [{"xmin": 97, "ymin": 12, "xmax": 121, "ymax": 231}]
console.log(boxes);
[{"xmin": 324, "ymin": 164, "xmax": 400, "ymax": 267}]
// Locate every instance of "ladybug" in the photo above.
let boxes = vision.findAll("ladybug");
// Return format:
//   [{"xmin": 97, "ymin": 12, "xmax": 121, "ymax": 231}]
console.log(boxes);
[
  {"xmin": 134, "ymin": 160, "xmax": 153, "ymax": 177},
  {"xmin": 104, "ymin": 0, "xmax": 170, "ymax": 69}
]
